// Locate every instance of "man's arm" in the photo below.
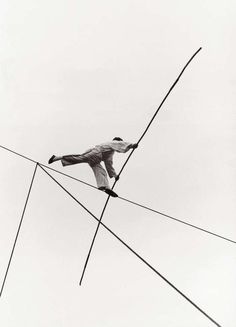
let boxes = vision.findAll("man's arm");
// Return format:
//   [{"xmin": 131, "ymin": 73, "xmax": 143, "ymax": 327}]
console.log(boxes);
[{"xmin": 110, "ymin": 141, "xmax": 138, "ymax": 153}]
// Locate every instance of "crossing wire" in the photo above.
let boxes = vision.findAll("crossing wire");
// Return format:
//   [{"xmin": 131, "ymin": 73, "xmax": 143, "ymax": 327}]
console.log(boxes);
[
  {"xmin": 0, "ymin": 163, "xmax": 38, "ymax": 297},
  {"xmin": 118, "ymin": 196, "xmax": 236, "ymax": 244},
  {"xmin": 39, "ymin": 165, "xmax": 222, "ymax": 327},
  {"xmin": 0, "ymin": 143, "xmax": 235, "ymax": 245},
  {"xmin": 0, "ymin": 144, "xmax": 97, "ymax": 190},
  {"xmin": 79, "ymin": 47, "xmax": 202, "ymax": 285}
]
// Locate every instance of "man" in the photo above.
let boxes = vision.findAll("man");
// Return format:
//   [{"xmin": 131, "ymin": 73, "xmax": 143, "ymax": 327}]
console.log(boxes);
[{"xmin": 48, "ymin": 137, "xmax": 138, "ymax": 197}]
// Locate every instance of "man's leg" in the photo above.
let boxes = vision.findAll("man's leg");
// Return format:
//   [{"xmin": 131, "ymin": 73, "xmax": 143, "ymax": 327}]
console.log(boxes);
[
  {"xmin": 49, "ymin": 148, "xmax": 101, "ymax": 166},
  {"xmin": 61, "ymin": 155, "xmax": 87, "ymax": 166},
  {"xmin": 90, "ymin": 164, "xmax": 118, "ymax": 197},
  {"xmin": 48, "ymin": 154, "xmax": 86, "ymax": 166},
  {"xmin": 90, "ymin": 163, "xmax": 109, "ymax": 189}
]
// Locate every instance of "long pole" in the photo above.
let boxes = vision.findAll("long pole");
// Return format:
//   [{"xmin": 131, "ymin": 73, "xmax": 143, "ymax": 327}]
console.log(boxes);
[{"xmin": 79, "ymin": 47, "xmax": 202, "ymax": 285}]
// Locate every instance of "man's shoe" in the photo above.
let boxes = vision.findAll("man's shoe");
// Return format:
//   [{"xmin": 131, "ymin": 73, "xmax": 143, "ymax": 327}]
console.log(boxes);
[
  {"xmin": 48, "ymin": 155, "xmax": 56, "ymax": 164},
  {"xmin": 105, "ymin": 188, "xmax": 118, "ymax": 198},
  {"xmin": 98, "ymin": 187, "xmax": 118, "ymax": 198}
]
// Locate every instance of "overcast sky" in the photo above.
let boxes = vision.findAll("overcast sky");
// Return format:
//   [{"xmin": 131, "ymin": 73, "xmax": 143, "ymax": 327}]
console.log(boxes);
[{"xmin": 0, "ymin": 0, "xmax": 236, "ymax": 326}]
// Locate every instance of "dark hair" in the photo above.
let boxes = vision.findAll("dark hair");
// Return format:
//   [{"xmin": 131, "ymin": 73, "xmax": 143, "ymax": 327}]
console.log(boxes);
[{"xmin": 113, "ymin": 137, "xmax": 123, "ymax": 141}]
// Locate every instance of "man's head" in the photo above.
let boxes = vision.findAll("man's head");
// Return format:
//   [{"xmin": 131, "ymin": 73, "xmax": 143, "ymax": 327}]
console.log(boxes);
[{"xmin": 113, "ymin": 137, "xmax": 123, "ymax": 141}]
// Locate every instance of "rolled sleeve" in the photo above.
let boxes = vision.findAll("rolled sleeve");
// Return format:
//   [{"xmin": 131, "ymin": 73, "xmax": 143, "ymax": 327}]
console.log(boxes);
[{"xmin": 110, "ymin": 141, "xmax": 134, "ymax": 153}]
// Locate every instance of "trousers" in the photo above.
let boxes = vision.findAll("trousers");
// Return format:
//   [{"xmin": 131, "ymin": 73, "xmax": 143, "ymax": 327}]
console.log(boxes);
[{"xmin": 61, "ymin": 149, "xmax": 110, "ymax": 189}]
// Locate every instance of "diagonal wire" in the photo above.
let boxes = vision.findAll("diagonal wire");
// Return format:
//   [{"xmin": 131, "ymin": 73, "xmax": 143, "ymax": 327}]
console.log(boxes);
[
  {"xmin": 79, "ymin": 47, "xmax": 202, "ymax": 285},
  {"xmin": 118, "ymin": 196, "xmax": 236, "ymax": 244},
  {"xmin": 0, "ymin": 163, "xmax": 38, "ymax": 298},
  {"xmin": 0, "ymin": 144, "xmax": 97, "ymax": 190},
  {"xmin": 39, "ymin": 165, "xmax": 222, "ymax": 327},
  {"xmin": 1, "ymin": 143, "xmax": 235, "ymax": 245}
]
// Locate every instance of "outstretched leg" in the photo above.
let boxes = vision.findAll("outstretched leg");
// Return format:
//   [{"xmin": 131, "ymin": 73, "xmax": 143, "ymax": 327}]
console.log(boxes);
[
  {"xmin": 48, "ymin": 148, "xmax": 101, "ymax": 166},
  {"xmin": 61, "ymin": 155, "xmax": 88, "ymax": 166},
  {"xmin": 48, "ymin": 154, "xmax": 87, "ymax": 166}
]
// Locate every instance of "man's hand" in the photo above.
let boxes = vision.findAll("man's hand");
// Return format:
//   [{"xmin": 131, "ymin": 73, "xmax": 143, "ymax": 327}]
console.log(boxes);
[
  {"xmin": 132, "ymin": 143, "xmax": 138, "ymax": 149},
  {"xmin": 115, "ymin": 175, "xmax": 120, "ymax": 181}
]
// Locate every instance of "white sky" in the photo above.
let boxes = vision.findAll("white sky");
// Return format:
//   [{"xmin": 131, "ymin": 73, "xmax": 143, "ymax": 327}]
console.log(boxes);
[{"xmin": 0, "ymin": 0, "xmax": 236, "ymax": 326}]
